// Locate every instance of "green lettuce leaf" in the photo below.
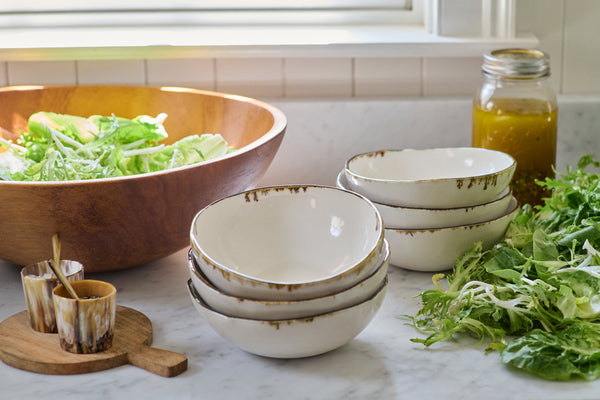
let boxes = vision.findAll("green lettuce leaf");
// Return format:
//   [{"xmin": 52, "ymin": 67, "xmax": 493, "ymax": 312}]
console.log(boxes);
[
  {"xmin": 0, "ymin": 112, "xmax": 234, "ymax": 181},
  {"xmin": 409, "ymin": 155, "xmax": 600, "ymax": 381},
  {"xmin": 501, "ymin": 322, "xmax": 600, "ymax": 381}
]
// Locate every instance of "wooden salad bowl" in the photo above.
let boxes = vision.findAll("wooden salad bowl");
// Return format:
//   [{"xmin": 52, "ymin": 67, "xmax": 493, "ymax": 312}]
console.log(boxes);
[{"xmin": 0, "ymin": 85, "xmax": 286, "ymax": 272}]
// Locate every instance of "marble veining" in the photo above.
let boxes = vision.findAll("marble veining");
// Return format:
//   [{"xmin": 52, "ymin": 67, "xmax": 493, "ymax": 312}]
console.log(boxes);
[{"xmin": 1, "ymin": 246, "xmax": 600, "ymax": 400}]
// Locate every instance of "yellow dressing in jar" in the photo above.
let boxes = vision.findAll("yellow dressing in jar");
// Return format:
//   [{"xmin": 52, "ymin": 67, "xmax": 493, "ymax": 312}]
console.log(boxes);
[
  {"xmin": 472, "ymin": 98, "xmax": 557, "ymax": 206},
  {"xmin": 472, "ymin": 49, "xmax": 557, "ymax": 206}
]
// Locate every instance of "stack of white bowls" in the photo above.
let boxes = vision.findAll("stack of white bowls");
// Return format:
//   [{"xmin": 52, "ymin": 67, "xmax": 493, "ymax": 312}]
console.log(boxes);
[
  {"xmin": 337, "ymin": 147, "xmax": 519, "ymax": 272},
  {"xmin": 187, "ymin": 184, "xmax": 390, "ymax": 359}
]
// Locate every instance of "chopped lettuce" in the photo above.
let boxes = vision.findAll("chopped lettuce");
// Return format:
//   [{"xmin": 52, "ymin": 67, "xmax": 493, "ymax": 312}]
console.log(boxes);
[
  {"xmin": 408, "ymin": 155, "xmax": 600, "ymax": 380},
  {"xmin": 501, "ymin": 322, "xmax": 600, "ymax": 381},
  {"xmin": 0, "ymin": 111, "xmax": 233, "ymax": 181}
]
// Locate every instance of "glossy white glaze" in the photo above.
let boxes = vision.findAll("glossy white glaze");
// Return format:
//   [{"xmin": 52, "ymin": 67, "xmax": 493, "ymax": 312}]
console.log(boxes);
[
  {"xmin": 187, "ymin": 241, "xmax": 389, "ymax": 320},
  {"xmin": 385, "ymin": 197, "xmax": 519, "ymax": 272},
  {"xmin": 343, "ymin": 148, "xmax": 516, "ymax": 208},
  {"xmin": 187, "ymin": 278, "xmax": 388, "ymax": 359},
  {"xmin": 190, "ymin": 185, "xmax": 384, "ymax": 301},
  {"xmin": 337, "ymin": 170, "xmax": 513, "ymax": 229}
]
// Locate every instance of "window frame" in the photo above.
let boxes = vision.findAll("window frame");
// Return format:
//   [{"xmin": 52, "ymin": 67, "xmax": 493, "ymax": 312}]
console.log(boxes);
[
  {"xmin": 5, "ymin": 0, "xmax": 414, "ymax": 11},
  {"xmin": 0, "ymin": 0, "xmax": 422, "ymax": 27},
  {"xmin": 0, "ymin": 0, "xmax": 536, "ymax": 62}
]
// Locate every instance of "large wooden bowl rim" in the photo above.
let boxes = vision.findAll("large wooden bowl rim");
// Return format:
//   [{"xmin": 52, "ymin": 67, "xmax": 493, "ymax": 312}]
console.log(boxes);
[{"xmin": 0, "ymin": 85, "xmax": 287, "ymax": 186}]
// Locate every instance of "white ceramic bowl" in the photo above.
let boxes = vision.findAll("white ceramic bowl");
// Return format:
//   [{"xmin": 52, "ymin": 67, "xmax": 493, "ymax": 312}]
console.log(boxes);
[
  {"xmin": 187, "ymin": 278, "xmax": 387, "ymax": 358},
  {"xmin": 187, "ymin": 239, "xmax": 389, "ymax": 320},
  {"xmin": 337, "ymin": 171, "xmax": 513, "ymax": 229},
  {"xmin": 386, "ymin": 197, "xmax": 519, "ymax": 272},
  {"xmin": 344, "ymin": 147, "xmax": 516, "ymax": 208},
  {"xmin": 190, "ymin": 185, "xmax": 384, "ymax": 301}
]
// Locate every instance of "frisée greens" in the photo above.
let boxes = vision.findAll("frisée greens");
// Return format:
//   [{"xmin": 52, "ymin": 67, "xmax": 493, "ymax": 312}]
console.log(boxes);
[
  {"xmin": 0, "ymin": 111, "xmax": 233, "ymax": 181},
  {"xmin": 409, "ymin": 155, "xmax": 600, "ymax": 381}
]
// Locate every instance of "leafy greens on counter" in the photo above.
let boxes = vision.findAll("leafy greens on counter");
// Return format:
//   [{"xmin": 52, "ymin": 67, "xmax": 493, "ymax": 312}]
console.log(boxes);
[
  {"xmin": 0, "ymin": 111, "xmax": 234, "ymax": 181},
  {"xmin": 408, "ymin": 155, "xmax": 600, "ymax": 381}
]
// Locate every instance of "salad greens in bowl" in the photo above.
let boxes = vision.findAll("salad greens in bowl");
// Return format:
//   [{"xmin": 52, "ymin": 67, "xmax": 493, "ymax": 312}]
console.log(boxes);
[
  {"xmin": 0, "ymin": 111, "xmax": 234, "ymax": 182},
  {"xmin": 0, "ymin": 85, "xmax": 286, "ymax": 272}
]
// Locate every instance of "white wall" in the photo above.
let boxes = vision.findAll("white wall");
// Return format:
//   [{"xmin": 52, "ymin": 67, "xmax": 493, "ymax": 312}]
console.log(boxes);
[{"xmin": 518, "ymin": 0, "xmax": 600, "ymax": 95}]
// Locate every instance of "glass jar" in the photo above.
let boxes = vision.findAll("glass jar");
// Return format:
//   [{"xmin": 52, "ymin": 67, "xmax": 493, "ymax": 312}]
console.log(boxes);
[{"xmin": 472, "ymin": 48, "xmax": 557, "ymax": 207}]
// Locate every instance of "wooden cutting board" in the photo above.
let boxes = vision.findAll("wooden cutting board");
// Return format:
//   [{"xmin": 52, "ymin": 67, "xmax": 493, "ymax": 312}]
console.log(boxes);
[{"xmin": 0, "ymin": 305, "xmax": 187, "ymax": 377}]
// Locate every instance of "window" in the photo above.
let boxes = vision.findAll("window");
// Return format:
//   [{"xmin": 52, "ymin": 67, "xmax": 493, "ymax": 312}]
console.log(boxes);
[
  {"xmin": 1, "ymin": 1, "xmax": 422, "ymax": 28},
  {"xmin": 0, "ymin": 0, "xmax": 532, "ymax": 61}
]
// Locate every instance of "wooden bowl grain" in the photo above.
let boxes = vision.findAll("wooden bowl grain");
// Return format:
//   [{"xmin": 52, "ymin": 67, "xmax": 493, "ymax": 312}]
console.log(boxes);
[{"xmin": 0, "ymin": 85, "xmax": 286, "ymax": 272}]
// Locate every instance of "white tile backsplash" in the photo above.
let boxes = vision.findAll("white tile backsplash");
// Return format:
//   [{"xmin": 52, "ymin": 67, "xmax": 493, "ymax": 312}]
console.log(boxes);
[
  {"xmin": 354, "ymin": 57, "xmax": 422, "ymax": 97},
  {"xmin": 77, "ymin": 59, "xmax": 145, "ymax": 85},
  {"xmin": 423, "ymin": 57, "xmax": 482, "ymax": 97},
  {"xmin": 146, "ymin": 58, "xmax": 215, "ymax": 90},
  {"xmin": 216, "ymin": 58, "xmax": 283, "ymax": 98},
  {"xmin": 7, "ymin": 61, "xmax": 77, "ymax": 85},
  {"xmin": 284, "ymin": 58, "xmax": 352, "ymax": 97}
]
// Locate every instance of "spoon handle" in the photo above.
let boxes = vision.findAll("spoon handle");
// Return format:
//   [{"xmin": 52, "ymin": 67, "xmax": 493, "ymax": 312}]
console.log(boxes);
[{"xmin": 49, "ymin": 234, "xmax": 80, "ymax": 300}]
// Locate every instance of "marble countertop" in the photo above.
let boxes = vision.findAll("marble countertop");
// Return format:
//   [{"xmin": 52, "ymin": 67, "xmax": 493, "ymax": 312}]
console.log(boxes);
[{"xmin": 2, "ymin": 248, "xmax": 600, "ymax": 400}]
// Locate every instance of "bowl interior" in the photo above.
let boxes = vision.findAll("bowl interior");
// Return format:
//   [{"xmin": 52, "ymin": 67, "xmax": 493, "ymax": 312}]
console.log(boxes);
[
  {"xmin": 0, "ymin": 85, "xmax": 281, "ymax": 151},
  {"xmin": 346, "ymin": 148, "xmax": 515, "ymax": 181},
  {"xmin": 191, "ymin": 186, "xmax": 382, "ymax": 284},
  {"xmin": 189, "ymin": 237, "xmax": 390, "ymax": 301}
]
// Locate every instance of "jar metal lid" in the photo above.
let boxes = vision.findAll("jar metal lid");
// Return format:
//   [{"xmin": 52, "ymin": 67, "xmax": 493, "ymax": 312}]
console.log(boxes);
[{"xmin": 482, "ymin": 48, "xmax": 550, "ymax": 78}]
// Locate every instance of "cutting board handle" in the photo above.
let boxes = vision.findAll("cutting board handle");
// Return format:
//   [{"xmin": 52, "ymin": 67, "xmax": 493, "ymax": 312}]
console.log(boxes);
[{"xmin": 127, "ymin": 343, "xmax": 188, "ymax": 377}]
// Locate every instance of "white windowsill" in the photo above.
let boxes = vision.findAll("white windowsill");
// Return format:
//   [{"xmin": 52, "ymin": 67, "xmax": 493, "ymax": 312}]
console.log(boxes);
[{"xmin": 0, "ymin": 25, "xmax": 538, "ymax": 61}]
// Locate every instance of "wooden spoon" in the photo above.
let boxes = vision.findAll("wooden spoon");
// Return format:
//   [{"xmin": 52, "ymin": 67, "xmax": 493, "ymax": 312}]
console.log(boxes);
[{"xmin": 47, "ymin": 233, "xmax": 80, "ymax": 300}]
